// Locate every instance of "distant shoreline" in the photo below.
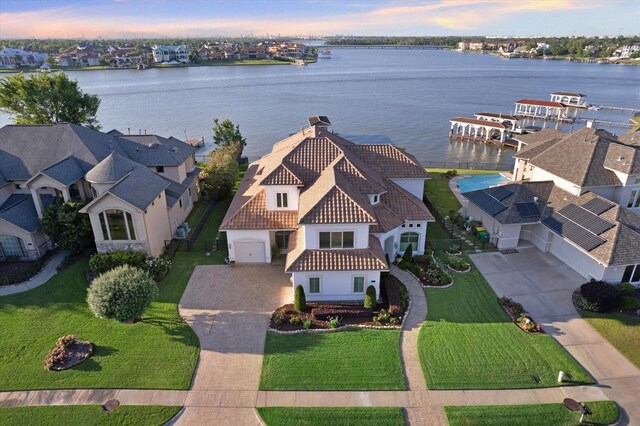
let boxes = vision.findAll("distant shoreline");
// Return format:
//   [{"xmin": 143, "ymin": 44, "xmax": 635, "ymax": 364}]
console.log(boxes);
[
  {"xmin": 455, "ymin": 49, "xmax": 640, "ymax": 65},
  {"xmin": 0, "ymin": 58, "xmax": 317, "ymax": 74}
]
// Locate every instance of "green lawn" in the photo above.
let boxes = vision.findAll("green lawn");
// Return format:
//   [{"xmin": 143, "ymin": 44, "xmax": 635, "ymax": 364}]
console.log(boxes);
[
  {"xmin": 260, "ymin": 329, "xmax": 405, "ymax": 390},
  {"xmin": 0, "ymin": 405, "xmax": 181, "ymax": 426},
  {"xmin": 257, "ymin": 407, "xmax": 405, "ymax": 426},
  {"xmin": 581, "ymin": 311, "xmax": 640, "ymax": 369},
  {"xmin": 195, "ymin": 197, "xmax": 232, "ymax": 242},
  {"xmin": 424, "ymin": 170, "xmax": 499, "ymax": 215},
  {"xmin": 418, "ymin": 256, "xmax": 593, "ymax": 389},
  {"xmin": 445, "ymin": 401, "xmax": 618, "ymax": 426}
]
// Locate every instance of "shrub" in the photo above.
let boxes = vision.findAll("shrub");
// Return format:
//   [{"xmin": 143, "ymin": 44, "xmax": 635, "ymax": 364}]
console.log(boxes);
[
  {"xmin": 443, "ymin": 169, "xmax": 458, "ymax": 178},
  {"xmin": 144, "ymin": 255, "xmax": 172, "ymax": 281},
  {"xmin": 303, "ymin": 319, "xmax": 311, "ymax": 329},
  {"xmin": 271, "ymin": 244, "xmax": 281, "ymax": 260},
  {"xmin": 86, "ymin": 265, "xmax": 158, "ymax": 322},
  {"xmin": 618, "ymin": 283, "xmax": 636, "ymax": 296},
  {"xmin": 294, "ymin": 285, "xmax": 306, "ymax": 312},
  {"xmin": 620, "ymin": 295, "xmax": 640, "ymax": 311},
  {"xmin": 445, "ymin": 256, "xmax": 470, "ymax": 272},
  {"xmin": 383, "ymin": 277, "xmax": 403, "ymax": 313},
  {"xmin": 41, "ymin": 201, "xmax": 93, "ymax": 254},
  {"xmin": 576, "ymin": 295, "xmax": 599, "ymax": 312},
  {"xmin": 289, "ymin": 316, "xmax": 301, "ymax": 325},
  {"xmin": 327, "ymin": 316, "xmax": 341, "ymax": 329},
  {"xmin": 364, "ymin": 285, "xmax": 376, "ymax": 309},
  {"xmin": 402, "ymin": 243, "xmax": 413, "ymax": 264},
  {"xmin": 88, "ymin": 251, "xmax": 146, "ymax": 275},
  {"xmin": 581, "ymin": 281, "xmax": 621, "ymax": 312},
  {"xmin": 373, "ymin": 309, "xmax": 393, "ymax": 324},
  {"xmin": 273, "ymin": 314, "xmax": 284, "ymax": 326}
]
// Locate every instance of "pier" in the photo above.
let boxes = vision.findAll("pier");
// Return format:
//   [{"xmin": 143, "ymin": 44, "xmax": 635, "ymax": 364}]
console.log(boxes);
[
  {"xmin": 324, "ymin": 45, "xmax": 449, "ymax": 50},
  {"xmin": 591, "ymin": 105, "xmax": 640, "ymax": 114}
]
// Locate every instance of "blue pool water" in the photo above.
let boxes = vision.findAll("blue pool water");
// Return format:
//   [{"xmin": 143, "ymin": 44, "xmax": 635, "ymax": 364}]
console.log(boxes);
[{"xmin": 458, "ymin": 174, "xmax": 509, "ymax": 193}]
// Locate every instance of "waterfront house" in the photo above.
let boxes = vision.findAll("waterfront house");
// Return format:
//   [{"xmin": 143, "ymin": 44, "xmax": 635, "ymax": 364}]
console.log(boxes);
[
  {"xmin": 0, "ymin": 48, "xmax": 48, "ymax": 68},
  {"xmin": 464, "ymin": 127, "xmax": 640, "ymax": 284},
  {"xmin": 0, "ymin": 124, "xmax": 200, "ymax": 260},
  {"xmin": 220, "ymin": 117, "xmax": 434, "ymax": 301},
  {"xmin": 152, "ymin": 45, "xmax": 188, "ymax": 63}
]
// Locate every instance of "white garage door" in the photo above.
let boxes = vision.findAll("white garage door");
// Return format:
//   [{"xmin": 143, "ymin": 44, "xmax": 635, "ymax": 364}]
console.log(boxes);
[{"xmin": 234, "ymin": 241, "xmax": 266, "ymax": 263}]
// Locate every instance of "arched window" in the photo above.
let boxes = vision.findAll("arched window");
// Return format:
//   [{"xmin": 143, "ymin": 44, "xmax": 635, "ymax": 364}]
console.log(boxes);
[
  {"xmin": 399, "ymin": 232, "xmax": 419, "ymax": 252},
  {"xmin": 0, "ymin": 235, "xmax": 27, "ymax": 258},
  {"xmin": 99, "ymin": 209, "xmax": 137, "ymax": 240}
]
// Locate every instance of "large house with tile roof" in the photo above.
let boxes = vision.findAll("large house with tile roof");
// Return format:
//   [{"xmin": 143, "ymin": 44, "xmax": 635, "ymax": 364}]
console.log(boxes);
[
  {"xmin": 0, "ymin": 123, "xmax": 199, "ymax": 260},
  {"xmin": 464, "ymin": 127, "xmax": 640, "ymax": 284},
  {"xmin": 220, "ymin": 117, "xmax": 434, "ymax": 301}
]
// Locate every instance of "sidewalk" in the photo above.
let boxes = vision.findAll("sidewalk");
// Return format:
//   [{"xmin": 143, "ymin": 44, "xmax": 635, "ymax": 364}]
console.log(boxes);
[{"xmin": 0, "ymin": 251, "xmax": 66, "ymax": 297}]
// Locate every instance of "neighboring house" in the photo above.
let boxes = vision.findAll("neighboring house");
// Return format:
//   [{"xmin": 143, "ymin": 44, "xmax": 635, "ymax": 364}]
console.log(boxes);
[
  {"xmin": 152, "ymin": 45, "xmax": 188, "ymax": 63},
  {"xmin": 0, "ymin": 124, "xmax": 200, "ymax": 260},
  {"xmin": 0, "ymin": 48, "xmax": 48, "ymax": 68},
  {"xmin": 463, "ymin": 127, "xmax": 640, "ymax": 284},
  {"xmin": 109, "ymin": 56, "xmax": 142, "ymax": 68},
  {"xmin": 220, "ymin": 117, "xmax": 434, "ymax": 301},
  {"xmin": 58, "ymin": 45, "xmax": 102, "ymax": 67}
]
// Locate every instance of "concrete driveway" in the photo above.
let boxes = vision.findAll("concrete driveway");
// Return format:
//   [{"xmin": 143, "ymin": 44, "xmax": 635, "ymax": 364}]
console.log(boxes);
[
  {"xmin": 173, "ymin": 263, "xmax": 291, "ymax": 425},
  {"xmin": 471, "ymin": 246, "xmax": 640, "ymax": 425}
]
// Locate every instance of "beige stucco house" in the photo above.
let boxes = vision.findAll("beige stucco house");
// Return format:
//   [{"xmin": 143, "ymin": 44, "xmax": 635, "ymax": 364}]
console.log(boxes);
[
  {"xmin": 0, "ymin": 123, "xmax": 199, "ymax": 260},
  {"xmin": 220, "ymin": 117, "xmax": 434, "ymax": 301}
]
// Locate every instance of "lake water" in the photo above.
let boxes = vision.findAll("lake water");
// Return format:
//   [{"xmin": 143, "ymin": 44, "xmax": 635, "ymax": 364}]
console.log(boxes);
[{"xmin": 1, "ymin": 50, "xmax": 639, "ymax": 165}]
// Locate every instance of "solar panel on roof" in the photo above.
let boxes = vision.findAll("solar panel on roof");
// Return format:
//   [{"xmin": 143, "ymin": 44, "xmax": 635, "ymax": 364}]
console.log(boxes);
[
  {"xmin": 515, "ymin": 202, "xmax": 540, "ymax": 218},
  {"xmin": 558, "ymin": 204, "xmax": 614, "ymax": 235},
  {"xmin": 490, "ymin": 186, "xmax": 514, "ymax": 201},
  {"xmin": 465, "ymin": 191, "xmax": 507, "ymax": 216},
  {"xmin": 582, "ymin": 198, "xmax": 614, "ymax": 215},
  {"xmin": 542, "ymin": 212, "xmax": 605, "ymax": 252}
]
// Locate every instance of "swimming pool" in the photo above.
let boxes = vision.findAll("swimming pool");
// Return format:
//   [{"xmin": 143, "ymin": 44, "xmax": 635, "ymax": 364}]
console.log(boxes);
[{"xmin": 458, "ymin": 174, "xmax": 509, "ymax": 193}]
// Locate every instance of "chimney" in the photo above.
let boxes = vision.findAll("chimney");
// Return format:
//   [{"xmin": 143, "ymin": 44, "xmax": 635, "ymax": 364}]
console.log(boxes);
[{"xmin": 586, "ymin": 120, "xmax": 594, "ymax": 128}]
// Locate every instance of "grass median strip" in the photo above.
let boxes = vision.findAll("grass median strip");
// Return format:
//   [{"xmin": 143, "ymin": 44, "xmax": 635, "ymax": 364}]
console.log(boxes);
[
  {"xmin": 580, "ymin": 311, "xmax": 640, "ymax": 369},
  {"xmin": 418, "ymin": 256, "xmax": 593, "ymax": 389},
  {"xmin": 256, "ymin": 407, "xmax": 405, "ymax": 426},
  {"xmin": 260, "ymin": 329, "xmax": 405, "ymax": 390},
  {"xmin": 0, "ymin": 405, "xmax": 181, "ymax": 426},
  {"xmin": 445, "ymin": 400, "xmax": 618, "ymax": 426}
]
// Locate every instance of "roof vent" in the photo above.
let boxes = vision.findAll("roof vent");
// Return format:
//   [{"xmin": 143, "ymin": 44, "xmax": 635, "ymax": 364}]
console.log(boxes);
[
  {"xmin": 169, "ymin": 146, "xmax": 179, "ymax": 154},
  {"xmin": 148, "ymin": 143, "xmax": 159, "ymax": 150},
  {"xmin": 533, "ymin": 196, "xmax": 539, "ymax": 203},
  {"xmin": 617, "ymin": 156, "xmax": 624, "ymax": 162}
]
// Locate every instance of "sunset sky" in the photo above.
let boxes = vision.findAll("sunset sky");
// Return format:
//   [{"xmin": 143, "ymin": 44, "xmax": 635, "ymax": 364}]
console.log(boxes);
[{"xmin": 1, "ymin": 0, "xmax": 638, "ymax": 39}]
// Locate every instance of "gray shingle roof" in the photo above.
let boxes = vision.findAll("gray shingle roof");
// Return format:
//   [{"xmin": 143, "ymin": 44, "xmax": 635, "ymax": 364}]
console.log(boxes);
[
  {"xmin": 85, "ymin": 153, "xmax": 143, "ymax": 183},
  {"xmin": 114, "ymin": 134, "xmax": 195, "ymax": 167},
  {"xmin": 108, "ymin": 167, "xmax": 170, "ymax": 210},
  {"xmin": 40, "ymin": 156, "xmax": 85, "ymax": 186},
  {"xmin": 0, "ymin": 194, "xmax": 55, "ymax": 232}
]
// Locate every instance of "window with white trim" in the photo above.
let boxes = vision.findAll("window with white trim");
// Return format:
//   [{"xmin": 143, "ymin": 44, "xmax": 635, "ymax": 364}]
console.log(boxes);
[
  {"xmin": 628, "ymin": 190, "xmax": 640, "ymax": 208},
  {"xmin": 319, "ymin": 231, "xmax": 354, "ymax": 249},
  {"xmin": 0, "ymin": 235, "xmax": 27, "ymax": 258},
  {"xmin": 309, "ymin": 277, "xmax": 320, "ymax": 293},
  {"xmin": 276, "ymin": 192, "xmax": 288, "ymax": 208},
  {"xmin": 99, "ymin": 209, "xmax": 137, "ymax": 240},
  {"xmin": 622, "ymin": 264, "xmax": 640, "ymax": 283},
  {"xmin": 399, "ymin": 232, "xmax": 419, "ymax": 252},
  {"xmin": 353, "ymin": 276, "xmax": 365, "ymax": 293},
  {"xmin": 275, "ymin": 231, "xmax": 292, "ymax": 249}
]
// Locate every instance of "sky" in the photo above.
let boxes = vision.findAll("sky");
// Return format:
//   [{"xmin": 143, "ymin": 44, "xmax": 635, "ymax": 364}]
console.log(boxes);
[{"xmin": 0, "ymin": 0, "xmax": 639, "ymax": 39}]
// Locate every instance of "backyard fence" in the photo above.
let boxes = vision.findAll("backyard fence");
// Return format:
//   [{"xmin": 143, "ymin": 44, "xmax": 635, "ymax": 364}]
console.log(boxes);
[{"xmin": 164, "ymin": 198, "xmax": 227, "ymax": 253}]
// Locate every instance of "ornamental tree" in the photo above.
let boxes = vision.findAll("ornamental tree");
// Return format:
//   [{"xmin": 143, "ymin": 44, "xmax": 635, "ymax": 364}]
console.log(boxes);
[{"xmin": 41, "ymin": 200, "xmax": 93, "ymax": 254}]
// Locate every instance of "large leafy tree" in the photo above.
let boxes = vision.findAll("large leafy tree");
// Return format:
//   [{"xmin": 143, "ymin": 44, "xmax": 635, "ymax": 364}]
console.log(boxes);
[
  {"xmin": 200, "ymin": 144, "xmax": 239, "ymax": 201},
  {"xmin": 41, "ymin": 201, "xmax": 94, "ymax": 254},
  {"xmin": 213, "ymin": 117, "xmax": 246, "ymax": 159},
  {"xmin": 0, "ymin": 71, "xmax": 101, "ymax": 129}
]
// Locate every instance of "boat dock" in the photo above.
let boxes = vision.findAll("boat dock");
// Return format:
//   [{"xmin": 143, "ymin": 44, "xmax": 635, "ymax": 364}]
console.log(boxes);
[
  {"xmin": 324, "ymin": 44, "xmax": 448, "ymax": 50},
  {"xmin": 589, "ymin": 105, "xmax": 640, "ymax": 114}
]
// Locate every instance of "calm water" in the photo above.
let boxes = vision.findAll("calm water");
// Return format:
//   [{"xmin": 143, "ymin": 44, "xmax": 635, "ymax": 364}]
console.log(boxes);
[
  {"xmin": 1, "ymin": 50, "xmax": 639, "ymax": 165},
  {"xmin": 458, "ymin": 174, "xmax": 510, "ymax": 193}
]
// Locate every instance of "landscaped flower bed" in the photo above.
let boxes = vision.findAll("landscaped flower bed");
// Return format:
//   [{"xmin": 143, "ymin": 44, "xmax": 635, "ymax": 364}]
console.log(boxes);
[
  {"xmin": 401, "ymin": 253, "xmax": 454, "ymax": 287},
  {"xmin": 44, "ymin": 335, "xmax": 93, "ymax": 371},
  {"xmin": 444, "ymin": 255, "xmax": 471, "ymax": 273},
  {"xmin": 497, "ymin": 297, "xmax": 542, "ymax": 333},
  {"xmin": 269, "ymin": 276, "xmax": 409, "ymax": 332},
  {"xmin": 444, "ymin": 243, "xmax": 462, "ymax": 256}
]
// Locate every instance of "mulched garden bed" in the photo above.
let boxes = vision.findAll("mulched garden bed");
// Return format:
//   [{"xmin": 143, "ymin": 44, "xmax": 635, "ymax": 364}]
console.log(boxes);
[
  {"xmin": 498, "ymin": 297, "xmax": 543, "ymax": 334},
  {"xmin": 269, "ymin": 275, "xmax": 410, "ymax": 332},
  {"xmin": 44, "ymin": 335, "xmax": 94, "ymax": 371},
  {"xmin": 402, "ymin": 254, "xmax": 454, "ymax": 287}
]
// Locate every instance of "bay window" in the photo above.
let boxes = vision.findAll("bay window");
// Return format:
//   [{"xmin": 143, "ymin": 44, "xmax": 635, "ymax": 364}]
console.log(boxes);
[{"xmin": 99, "ymin": 209, "xmax": 137, "ymax": 240}]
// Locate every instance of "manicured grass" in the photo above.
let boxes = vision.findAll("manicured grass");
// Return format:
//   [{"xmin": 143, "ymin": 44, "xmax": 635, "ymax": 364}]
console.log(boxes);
[
  {"xmin": 0, "ymin": 256, "xmax": 199, "ymax": 390},
  {"xmin": 581, "ymin": 311, "xmax": 640, "ymax": 369},
  {"xmin": 418, "ymin": 256, "xmax": 593, "ymax": 389},
  {"xmin": 195, "ymin": 197, "xmax": 232, "ymax": 241},
  {"xmin": 260, "ymin": 329, "xmax": 405, "ymax": 390},
  {"xmin": 427, "ymin": 220, "xmax": 453, "ymax": 240},
  {"xmin": 257, "ymin": 407, "xmax": 405, "ymax": 426},
  {"xmin": 424, "ymin": 170, "xmax": 499, "ymax": 215},
  {"xmin": 445, "ymin": 400, "xmax": 618, "ymax": 426},
  {"xmin": 0, "ymin": 405, "xmax": 181, "ymax": 426},
  {"xmin": 186, "ymin": 199, "xmax": 209, "ymax": 229}
]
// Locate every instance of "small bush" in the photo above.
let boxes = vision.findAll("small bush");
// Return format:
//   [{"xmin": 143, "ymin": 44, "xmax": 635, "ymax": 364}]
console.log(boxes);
[
  {"xmin": 273, "ymin": 314, "xmax": 284, "ymax": 326},
  {"xmin": 581, "ymin": 281, "xmax": 621, "ymax": 312},
  {"xmin": 445, "ymin": 256, "xmax": 470, "ymax": 272},
  {"xmin": 294, "ymin": 285, "xmax": 306, "ymax": 312},
  {"xmin": 88, "ymin": 251, "xmax": 146, "ymax": 275},
  {"xmin": 618, "ymin": 283, "xmax": 636, "ymax": 296},
  {"xmin": 620, "ymin": 295, "xmax": 640, "ymax": 311},
  {"xmin": 327, "ymin": 316, "xmax": 341, "ymax": 329},
  {"xmin": 373, "ymin": 309, "xmax": 393, "ymax": 324},
  {"xmin": 86, "ymin": 265, "xmax": 158, "ymax": 322},
  {"xmin": 364, "ymin": 285, "xmax": 376, "ymax": 309},
  {"xmin": 303, "ymin": 319, "xmax": 311, "ymax": 329},
  {"xmin": 576, "ymin": 295, "xmax": 599, "ymax": 312},
  {"xmin": 144, "ymin": 256, "xmax": 172, "ymax": 281},
  {"xmin": 289, "ymin": 316, "xmax": 301, "ymax": 325},
  {"xmin": 443, "ymin": 169, "xmax": 458, "ymax": 178},
  {"xmin": 402, "ymin": 243, "xmax": 413, "ymax": 264}
]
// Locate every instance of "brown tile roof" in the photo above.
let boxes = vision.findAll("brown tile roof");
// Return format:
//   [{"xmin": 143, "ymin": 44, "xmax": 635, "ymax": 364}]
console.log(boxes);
[
  {"xmin": 475, "ymin": 112, "xmax": 518, "ymax": 121},
  {"xmin": 286, "ymin": 233, "xmax": 388, "ymax": 272},
  {"xmin": 515, "ymin": 99, "xmax": 564, "ymax": 108},
  {"xmin": 340, "ymin": 142, "xmax": 430, "ymax": 179},
  {"xmin": 450, "ymin": 117, "xmax": 507, "ymax": 129},
  {"xmin": 261, "ymin": 164, "xmax": 303, "ymax": 186},
  {"xmin": 221, "ymin": 187, "xmax": 298, "ymax": 230}
]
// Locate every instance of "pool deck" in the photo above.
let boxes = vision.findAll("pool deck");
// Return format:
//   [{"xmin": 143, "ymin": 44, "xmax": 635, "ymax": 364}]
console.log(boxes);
[{"xmin": 450, "ymin": 172, "xmax": 513, "ymax": 211}]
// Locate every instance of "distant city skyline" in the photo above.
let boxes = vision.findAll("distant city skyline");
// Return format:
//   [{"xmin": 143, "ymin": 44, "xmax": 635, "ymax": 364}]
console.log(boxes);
[{"xmin": 0, "ymin": 0, "xmax": 638, "ymax": 39}]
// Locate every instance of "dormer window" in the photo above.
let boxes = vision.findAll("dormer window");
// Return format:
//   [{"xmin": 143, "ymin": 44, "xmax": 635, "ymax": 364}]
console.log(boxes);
[
  {"xmin": 373, "ymin": 194, "xmax": 379, "ymax": 204},
  {"xmin": 370, "ymin": 193, "xmax": 380, "ymax": 205},
  {"xmin": 319, "ymin": 231, "xmax": 354, "ymax": 249},
  {"xmin": 156, "ymin": 166, "xmax": 164, "ymax": 173},
  {"xmin": 276, "ymin": 192, "xmax": 288, "ymax": 208}
]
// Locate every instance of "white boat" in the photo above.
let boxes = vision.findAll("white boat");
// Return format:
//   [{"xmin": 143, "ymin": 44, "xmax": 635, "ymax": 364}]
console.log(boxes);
[
  {"xmin": 292, "ymin": 59, "xmax": 307, "ymax": 66},
  {"xmin": 318, "ymin": 48, "xmax": 332, "ymax": 59}
]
